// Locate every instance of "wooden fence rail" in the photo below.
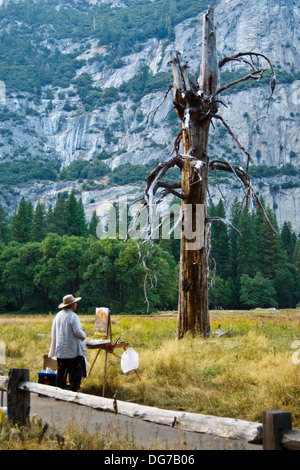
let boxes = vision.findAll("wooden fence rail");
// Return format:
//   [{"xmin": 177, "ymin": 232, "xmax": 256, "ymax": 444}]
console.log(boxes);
[{"xmin": 1, "ymin": 369, "xmax": 300, "ymax": 450}]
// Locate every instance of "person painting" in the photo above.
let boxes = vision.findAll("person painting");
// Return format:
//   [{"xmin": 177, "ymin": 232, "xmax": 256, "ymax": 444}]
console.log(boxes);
[{"xmin": 48, "ymin": 294, "xmax": 87, "ymax": 392}]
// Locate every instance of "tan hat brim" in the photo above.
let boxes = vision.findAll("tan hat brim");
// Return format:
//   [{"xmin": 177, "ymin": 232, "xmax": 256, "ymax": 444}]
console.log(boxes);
[{"xmin": 58, "ymin": 297, "xmax": 81, "ymax": 309}]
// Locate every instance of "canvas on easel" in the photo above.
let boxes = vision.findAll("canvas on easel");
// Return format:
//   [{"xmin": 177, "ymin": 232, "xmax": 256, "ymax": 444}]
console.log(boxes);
[
  {"xmin": 86, "ymin": 307, "xmax": 132, "ymax": 397},
  {"xmin": 95, "ymin": 307, "xmax": 110, "ymax": 339}
]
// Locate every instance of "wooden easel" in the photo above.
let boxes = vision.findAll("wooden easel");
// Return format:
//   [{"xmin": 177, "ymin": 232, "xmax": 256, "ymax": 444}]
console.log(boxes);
[{"xmin": 86, "ymin": 315, "xmax": 128, "ymax": 396}]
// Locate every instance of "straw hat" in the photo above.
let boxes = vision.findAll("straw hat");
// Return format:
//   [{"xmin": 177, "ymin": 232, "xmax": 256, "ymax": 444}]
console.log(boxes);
[{"xmin": 58, "ymin": 294, "xmax": 81, "ymax": 309}]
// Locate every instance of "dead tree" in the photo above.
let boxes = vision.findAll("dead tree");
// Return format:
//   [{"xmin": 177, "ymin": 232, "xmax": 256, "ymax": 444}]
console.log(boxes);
[{"xmin": 141, "ymin": 7, "xmax": 276, "ymax": 339}]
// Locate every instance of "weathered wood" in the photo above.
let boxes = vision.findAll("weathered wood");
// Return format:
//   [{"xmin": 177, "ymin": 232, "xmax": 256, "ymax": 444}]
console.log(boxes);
[
  {"xmin": 178, "ymin": 151, "xmax": 209, "ymax": 338},
  {"xmin": 1, "ymin": 374, "xmax": 261, "ymax": 442},
  {"xmin": 16, "ymin": 379, "xmax": 262, "ymax": 442},
  {"xmin": 0, "ymin": 375, "xmax": 8, "ymax": 391},
  {"xmin": 9, "ymin": 374, "xmax": 300, "ymax": 446},
  {"xmin": 5, "ymin": 371, "xmax": 300, "ymax": 449},
  {"xmin": 103, "ymin": 349, "xmax": 109, "ymax": 397},
  {"xmin": 280, "ymin": 429, "xmax": 300, "ymax": 451},
  {"xmin": 200, "ymin": 6, "xmax": 219, "ymax": 96},
  {"xmin": 7, "ymin": 369, "xmax": 30, "ymax": 427},
  {"xmin": 176, "ymin": 7, "xmax": 219, "ymax": 339},
  {"xmin": 263, "ymin": 410, "xmax": 292, "ymax": 450}
]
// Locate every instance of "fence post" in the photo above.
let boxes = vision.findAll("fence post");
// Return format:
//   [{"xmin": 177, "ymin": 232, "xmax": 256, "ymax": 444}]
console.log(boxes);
[
  {"xmin": 263, "ymin": 410, "xmax": 292, "ymax": 450},
  {"xmin": 7, "ymin": 368, "xmax": 30, "ymax": 427}
]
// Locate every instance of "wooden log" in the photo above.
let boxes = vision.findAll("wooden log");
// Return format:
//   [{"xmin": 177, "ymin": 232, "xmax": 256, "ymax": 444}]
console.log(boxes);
[
  {"xmin": 7, "ymin": 369, "xmax": 30, "ymax": 427},
  {"xmin": 8, "ymin": 374, "xmax": 300, "ymax": 448},
  {"xmin": 280, "ymin": 429, "xmax": 300, "ymax": 451},
  {"xmin": 263, "ymin": 410, "xmax": 292, "ymax": 450},
  {"xmin": 0, "ymin": 375, "xmax": 8, "ymax": 391},
  {"xmin": 17, "ymin": 379, "xmax": 262, "ymax": 443}
]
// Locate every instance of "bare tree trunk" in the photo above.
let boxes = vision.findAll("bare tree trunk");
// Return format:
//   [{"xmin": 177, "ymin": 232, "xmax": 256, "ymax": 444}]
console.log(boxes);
[
  {"xmin": 176, "ymin": 8, "xmax": 219, "ymax": 339},
  {"xmin": 143, "ymin": 7, "xmax": 275, "ymax": 339}
]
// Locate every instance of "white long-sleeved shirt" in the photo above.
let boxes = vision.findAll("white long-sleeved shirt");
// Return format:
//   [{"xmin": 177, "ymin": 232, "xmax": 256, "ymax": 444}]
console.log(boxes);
[{"xmin": 48, "ymin": 309, "xmax": 87, "ymax": 359}]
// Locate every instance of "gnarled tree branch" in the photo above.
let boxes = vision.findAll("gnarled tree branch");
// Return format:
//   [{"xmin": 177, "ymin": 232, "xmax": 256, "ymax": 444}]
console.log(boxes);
[
  {"xmin": 213, "ymin": 69, "xmax": 265, "ymax": 97},
  {"xmin": 218, "ymin": 51, "xmax": 276, "ymax": 109},
  {"xmin": 209, "ymin": 113, "xmax": 251, "ymax": 173},
  {"xmin": 144, "ymin": 155, "xmax": 182, "ymax": 202},
  {"xmin": 208, "ymin": 159, "xmax": 277, "ymax": 234},
  {"xmin": 219, "ymin": 52, "xmax": 275, "ymax": 75},
  {"xmin": 206, "ymin": 216, "xmax": 242, "ymax": 237}
]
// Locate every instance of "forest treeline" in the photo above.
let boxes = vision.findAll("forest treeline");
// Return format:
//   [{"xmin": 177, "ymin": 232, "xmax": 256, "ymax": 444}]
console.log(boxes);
[{"xmin": 0, "ymin": 192, "xmax": 299, "ymax": 314}]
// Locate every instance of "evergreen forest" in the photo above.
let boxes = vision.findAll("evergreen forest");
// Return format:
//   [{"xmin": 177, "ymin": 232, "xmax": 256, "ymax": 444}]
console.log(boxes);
[{"xmin": 0, "ymin": 192, "xmax": 299, "ymax": 315}]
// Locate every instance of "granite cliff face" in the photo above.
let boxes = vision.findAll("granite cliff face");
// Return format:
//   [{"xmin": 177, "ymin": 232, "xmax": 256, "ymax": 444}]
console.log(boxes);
[{"xmin": 0, "ymin": 0, "xmax": 299, "ymax": 231}]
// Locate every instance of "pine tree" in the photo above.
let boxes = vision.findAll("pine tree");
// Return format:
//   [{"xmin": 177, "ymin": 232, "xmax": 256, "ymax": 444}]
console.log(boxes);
[
  {"xmin": 32, "ymin": 203, "xmax": 47, "ymax": 242},
  {"xmin": 45, "ymin": 206, "xmax": 56, "ymax": 234},
  {"xmin": 236, "ymin": 205, "xmax": 258, "ymax": 278},
  {"xmin": 11, "ymin": 197, "xmax": 33, "ymax": 243},
  {"xmin": 229, "ymin": 197, "xmax": 242, "ymax": 279},
  {"xmin": 273, "ymin": 265, "xmax": 299, "ymax": 308},
  {"xmin": 256, "ymin": 203, "xmax": 281, "ymax": 279},
  {"xmin": 209, "ymin": 199, "xmax": 230, "ymax": 279},
  {"xmin": 281, "ymin": 221, "xmax": 296, "ymax": 263},
  {"xmin": 77, "ymin": 198, "xmax": 88, "ymax": 237},
  {"xmin": 225, "ymin": 276, "xmax": 239, "ymax": 309},
  {"xmin": 293, "ymin": 239, "xmax": 300, "ymax": 298},
  {"xmin": 0, "ymin": 203, "xmax": 9, "ymax": 243},
  {"xmin": 89, "ymin": 210, "xmax": 100, "ymax": 238},
  {"xmin": 52, "ymin": 193, "xmax": 69, "ymax": 236},
  {"xmin": 67, "ymin": 192, "xmax": 88, "ymax": 237}
]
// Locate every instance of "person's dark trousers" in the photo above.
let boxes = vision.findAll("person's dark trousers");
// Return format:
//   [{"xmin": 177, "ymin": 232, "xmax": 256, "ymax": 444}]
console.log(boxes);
[{"xmin": 57, "ymin": 356, "xmax": 86, "ymax": 391}]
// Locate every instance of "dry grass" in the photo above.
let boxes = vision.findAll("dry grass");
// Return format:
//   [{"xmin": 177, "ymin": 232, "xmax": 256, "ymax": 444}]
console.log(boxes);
[
  {"xmin": 0, "ymin": 415, "xmax": 142, "ymax": 450},
  {"xmin": 1, "ymin": 309, "xmax": 300, "ymax": 449}
]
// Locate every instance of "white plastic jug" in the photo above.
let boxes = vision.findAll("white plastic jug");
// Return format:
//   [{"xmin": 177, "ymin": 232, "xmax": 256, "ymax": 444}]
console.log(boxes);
[{"xmin": 121, "ymin": 348, "xmax": 139, "ymax": 373}]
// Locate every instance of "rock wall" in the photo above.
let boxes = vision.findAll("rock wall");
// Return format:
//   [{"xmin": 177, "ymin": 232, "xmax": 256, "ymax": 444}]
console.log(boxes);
[{"xmin": 0, "ymin": 0, "xmax": 299, "ymax": 232}]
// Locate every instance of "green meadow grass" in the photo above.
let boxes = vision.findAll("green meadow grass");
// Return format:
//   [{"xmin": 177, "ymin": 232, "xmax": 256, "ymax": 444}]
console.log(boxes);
[{"xmin": 1, "ymin": 309, "xmax": 300, "ymax": 449}]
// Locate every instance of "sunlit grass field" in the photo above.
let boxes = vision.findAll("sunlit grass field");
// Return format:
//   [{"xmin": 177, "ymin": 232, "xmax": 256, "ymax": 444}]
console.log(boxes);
[{"xmin": 1, "ymin": 309, "xmax": 300, "ymax": 428}]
